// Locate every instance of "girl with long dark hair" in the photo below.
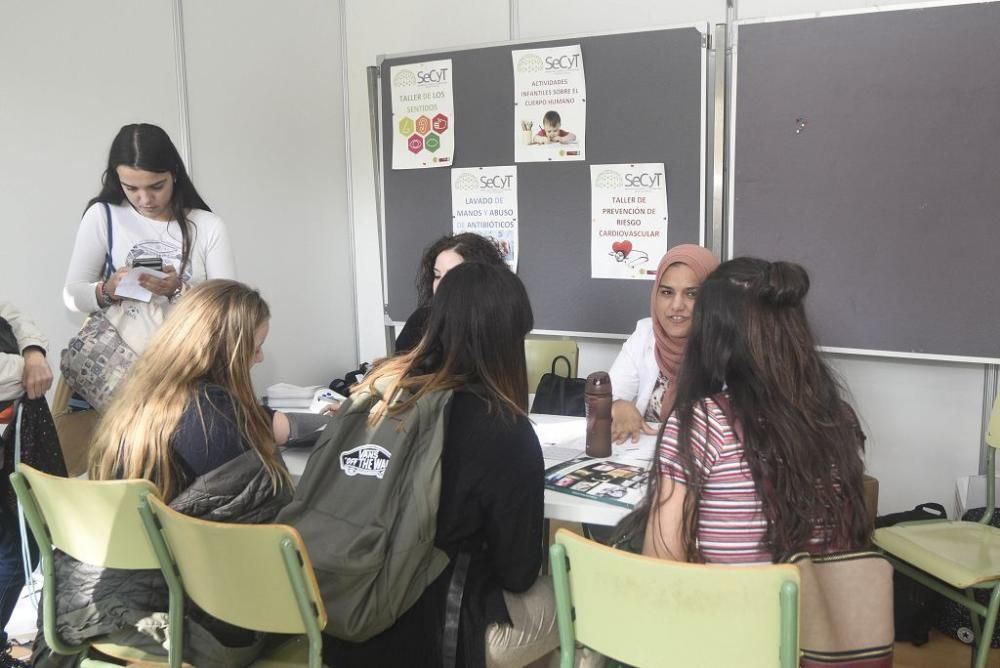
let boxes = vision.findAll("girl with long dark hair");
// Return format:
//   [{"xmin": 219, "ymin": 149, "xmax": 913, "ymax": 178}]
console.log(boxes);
[
  {"xmin": 394, "ymin": 233, "xmax": 506, "ymax": 353},
  {"xmin": 64, "ymin": 123, "xmax": 234, "ymax": 317},
  {"xmin": 634, "ymin": 257, "xmax": 871, "ymax": 564},
  {"xmin": 324, "ymin": 262, "xmax": 562, "ymax": 668}
]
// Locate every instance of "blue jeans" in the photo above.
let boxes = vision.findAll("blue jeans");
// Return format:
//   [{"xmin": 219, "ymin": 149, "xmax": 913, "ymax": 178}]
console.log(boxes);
[{"xmin": 0, "ymin": 510, "xmax": 38, "ymax": 645}]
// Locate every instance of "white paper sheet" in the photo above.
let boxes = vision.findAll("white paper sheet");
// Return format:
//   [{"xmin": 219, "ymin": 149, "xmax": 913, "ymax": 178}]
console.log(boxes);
[
  {"xmin": 113, "ymin": 267, "xmax": 167, "ymax": 302},
  {"xmin": 590, "ymin": 163, "xmax": 669, "ymax": 280},
  {"xmin": 391, "ymin": 59, "xmax": 455, "ymax": 169},
  {"xmin": 451, "ymin": 166, "xmax": 519, "ymax": 271},
  {"xmin": 512, "ymin": 45, "xmax": 586, "ymax": 163}
]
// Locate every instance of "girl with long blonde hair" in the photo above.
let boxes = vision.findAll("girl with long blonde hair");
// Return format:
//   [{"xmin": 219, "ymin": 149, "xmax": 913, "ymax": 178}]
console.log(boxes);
[
  {"xmin": 34, "ymin": 280, "xmax": 292, "ymax": 668},
  {"xmin": 89, "ymin": 279, "xmax": 287, "ymax": 501}
]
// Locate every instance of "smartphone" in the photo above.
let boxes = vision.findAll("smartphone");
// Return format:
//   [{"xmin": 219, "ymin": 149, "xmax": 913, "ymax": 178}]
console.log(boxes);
[{"xmin": 133, "ymin": 256, "xmax": 163, "ymax": 271}]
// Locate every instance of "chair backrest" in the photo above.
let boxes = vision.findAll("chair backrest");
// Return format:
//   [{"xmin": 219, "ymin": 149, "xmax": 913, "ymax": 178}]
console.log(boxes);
[
  {"xmin": 525, "ymin": 338, "xmax": 579, "ymax": 394},
  {"xmin": 140, "ymin": 493, "xmax": 327, "ymax": 635},
  {"xmin": 11, "ymin": 463, "xmax": 160, "ymax": 569},
  {"xmin": 986, "ymin": 394, "xmax": 1000, "ymax": 449},
  {"xmin": 978, "ymin": 394, "xmax": 1000, "ymax": 518},
  {"xmin": 551, "ymin": 530, "xmax": 800, "ymax": 668}
]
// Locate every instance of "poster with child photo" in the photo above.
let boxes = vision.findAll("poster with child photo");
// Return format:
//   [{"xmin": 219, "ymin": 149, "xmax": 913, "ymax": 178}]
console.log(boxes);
[{"xmin": 512, "ymin": 44, "xmax": 586, "ymax": 163}]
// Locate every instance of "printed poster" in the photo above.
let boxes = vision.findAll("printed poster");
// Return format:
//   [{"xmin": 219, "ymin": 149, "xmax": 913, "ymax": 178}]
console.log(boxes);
[
  {"xmin": 591, "ymin": 163, "xmax": 669, "ymax": 280},
  {"xmin": 512, "ymin": 45, "xmax": 586, "ymax": 163},
  {"xmin": 451, "ymin": 166, "xmax": 519, "ymax": 271},
  {"xmin": 390, "ymin": 59, "xmax": 454, "ymax": 169}
]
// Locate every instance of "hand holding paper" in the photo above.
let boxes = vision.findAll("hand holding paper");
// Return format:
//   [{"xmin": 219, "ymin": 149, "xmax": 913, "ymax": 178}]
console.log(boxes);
[{"xmin": 114, "ymin": 266, "xmax": 170, "ymax": 302}]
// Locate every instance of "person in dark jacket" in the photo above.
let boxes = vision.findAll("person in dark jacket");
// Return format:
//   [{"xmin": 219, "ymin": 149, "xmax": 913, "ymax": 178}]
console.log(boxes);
[
  {"xmin": 394, "ymin": 233, "xmax": 506, "ymax": 354},
  {"xmin": 0, "ymin": 303, "xmax": 55, "ymax": 668},
  {"xmin": 326, "ymin": 262, "xmax": 560, "ymax": 667}
]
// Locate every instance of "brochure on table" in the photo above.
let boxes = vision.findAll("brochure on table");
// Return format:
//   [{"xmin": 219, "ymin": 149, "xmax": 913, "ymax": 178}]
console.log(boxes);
[{"xmin": 544, "ymin": 455, "xmax": 649, "ymax": 509}]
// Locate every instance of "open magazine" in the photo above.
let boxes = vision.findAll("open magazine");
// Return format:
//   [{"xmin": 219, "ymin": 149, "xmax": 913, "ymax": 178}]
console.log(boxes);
[{"xmin": 544, "ymin": 455, "xmax": 650, "ymax": 508}]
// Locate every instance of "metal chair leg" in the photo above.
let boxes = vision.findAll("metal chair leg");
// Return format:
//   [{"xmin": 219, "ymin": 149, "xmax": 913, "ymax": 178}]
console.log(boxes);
[{"xmin": 973, "ymin": 585, "xmax": 1000, "ymax": 668}]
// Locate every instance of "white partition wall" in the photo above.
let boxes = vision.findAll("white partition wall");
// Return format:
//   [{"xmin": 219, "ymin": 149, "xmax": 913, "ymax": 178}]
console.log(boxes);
[
  {"xmin": 0, "ymin": 0, "xmax": 184, "ymax": 357},
  {"xmin": 182, "ymin": 0, "xmax": 353, "ymax": 388},
  {"xmin": 1, "ymin": 0, "xmax": 355, "ymax": 392}
]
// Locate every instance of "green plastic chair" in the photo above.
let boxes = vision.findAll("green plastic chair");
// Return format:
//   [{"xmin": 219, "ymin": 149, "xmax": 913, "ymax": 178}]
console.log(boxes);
[
  {"xmin": 874, "ymin": 393, "xmax": 1000, "ymax": 668},
  {"xmin": 525, "ymin": 338, "xmax": 579, "ymax": 395},
  {"xmin": 8, "ymin": 464, "xmax": 177, "ymax": 667},
  {"xmin": 138, "ymin": 492, "xmax": 328, "ymax": 668},
  {"xmin": 549, "ymin": 529, "xmax": 800, "ymax": 668}
]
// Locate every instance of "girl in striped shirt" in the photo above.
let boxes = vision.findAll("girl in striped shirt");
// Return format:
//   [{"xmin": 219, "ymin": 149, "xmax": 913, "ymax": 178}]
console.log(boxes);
[{"xmin": 621, "ymin": 257, "xmax": 871, "ymax": 564}]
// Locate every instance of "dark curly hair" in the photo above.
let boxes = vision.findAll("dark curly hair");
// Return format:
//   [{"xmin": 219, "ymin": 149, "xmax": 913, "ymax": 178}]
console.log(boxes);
[{"xmin": 415, "ymin": 233, "xmax": 505, "ymax": 307}]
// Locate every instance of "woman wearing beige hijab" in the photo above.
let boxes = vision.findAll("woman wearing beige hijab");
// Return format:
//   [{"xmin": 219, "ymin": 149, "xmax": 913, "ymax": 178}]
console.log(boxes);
[{"xmin": 607, "ymin": 244, "xmax": 719, "ymax": 443}]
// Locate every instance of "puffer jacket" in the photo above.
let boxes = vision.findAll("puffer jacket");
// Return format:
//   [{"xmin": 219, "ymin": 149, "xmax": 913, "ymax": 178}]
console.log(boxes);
[{"xmin": 32, "ymin": 449, "xmax": 293, "ymax": 667}]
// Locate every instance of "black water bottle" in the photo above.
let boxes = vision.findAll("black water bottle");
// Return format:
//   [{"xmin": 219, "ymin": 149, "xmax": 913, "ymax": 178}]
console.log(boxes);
[{"xmin": 584, "ymin": 372, "xmax": 612, "ymax": 458}]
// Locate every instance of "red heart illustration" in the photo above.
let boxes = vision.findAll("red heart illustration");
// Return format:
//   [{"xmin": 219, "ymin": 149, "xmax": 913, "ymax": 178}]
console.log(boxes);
[{"xmin": 611, "ymin": 240, "xmax": 633, "ymax": 256}]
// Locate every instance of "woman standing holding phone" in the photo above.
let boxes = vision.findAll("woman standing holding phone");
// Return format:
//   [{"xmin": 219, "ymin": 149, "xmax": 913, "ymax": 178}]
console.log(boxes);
[{"xmin": 63, "ymin": 123, "xmax": 235, "ymax": 319}]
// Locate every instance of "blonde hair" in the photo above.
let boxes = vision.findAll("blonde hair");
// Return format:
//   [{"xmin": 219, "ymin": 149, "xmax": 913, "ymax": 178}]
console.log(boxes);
[{"xmin": 89, "ymin": 279, "xmax": 287, "ymax": 501}]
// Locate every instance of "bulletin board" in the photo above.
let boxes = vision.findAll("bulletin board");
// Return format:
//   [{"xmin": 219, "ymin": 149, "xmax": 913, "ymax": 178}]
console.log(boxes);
[
  {"xmin": 730, "ymin": 3, "xmax": 1000, "ymax": 361},
  {"xmin": 380, "ymin": 25, "xmax": 710, "ymax": 336}
]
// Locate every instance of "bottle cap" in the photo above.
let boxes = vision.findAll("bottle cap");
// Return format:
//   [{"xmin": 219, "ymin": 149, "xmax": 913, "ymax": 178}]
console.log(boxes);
[{"xmin": 585, "ymin": 371, "xmax": 612, "ymax": 396}]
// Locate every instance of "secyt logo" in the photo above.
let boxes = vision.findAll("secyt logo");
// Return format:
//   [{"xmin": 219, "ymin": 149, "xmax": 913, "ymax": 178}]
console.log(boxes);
[
  {"xmin": 623, "ymin": 171, "xmax": 664, "ymax": 189},
  {"xmin": 454, "ymin": 174, "xmax": 479, "ymax": 191},
  {"xmin": 594, "ymin": 170, "xmax": 624, "ymax": 189},
  {"xmin": 479, "ymin": 174, "xmax": 513, "ymax": 190},
  {"xmin": 392, "ymin": 69, "xmax": 416, "ymax": 88},
  {"xmin": 340, "ymin": 444, "xmax": 391, "ymax": 480},
  {"xmin": 416, "ymin": 67, "xmax": 449, "ymax": 85},
  {"xmin": 544, "ymin": 53, "xmax": 581, "ymax": 71},
  {"xmin": 516, "ymin": 54, "xmax": 544, "ymax": 73}
]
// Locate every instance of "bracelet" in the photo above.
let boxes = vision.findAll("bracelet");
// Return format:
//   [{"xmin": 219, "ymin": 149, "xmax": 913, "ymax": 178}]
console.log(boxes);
[
  {"xmin": 168, "ymin": 281, "xmax": 186, "ymax": 303},
  {"xmin": 97, "ymin": 281, "xmax": 111, "ymax": 308}
]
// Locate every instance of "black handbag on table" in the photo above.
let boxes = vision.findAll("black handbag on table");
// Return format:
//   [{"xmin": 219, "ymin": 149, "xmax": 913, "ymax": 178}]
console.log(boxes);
[{"xmin": 530, "ymin": 355, "xmax": 586, "ymax": 417}]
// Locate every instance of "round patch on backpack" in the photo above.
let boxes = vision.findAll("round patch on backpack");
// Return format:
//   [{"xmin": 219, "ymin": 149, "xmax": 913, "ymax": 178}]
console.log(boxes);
[{"xmin": 340, "ymin": 444, "xmax": 391, "ymax": 479}]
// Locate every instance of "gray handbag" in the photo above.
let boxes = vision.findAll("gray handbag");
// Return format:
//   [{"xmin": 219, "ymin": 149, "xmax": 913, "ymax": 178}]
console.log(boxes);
[{"xmin": 59, "ymin": 203, "xmax": 139, "ymax": 411}]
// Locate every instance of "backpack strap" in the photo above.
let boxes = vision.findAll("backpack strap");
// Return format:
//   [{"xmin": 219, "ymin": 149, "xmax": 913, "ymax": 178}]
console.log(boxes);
[
  {"xmin": 441, "ymin": 551, "xmax": 471, "ymax": 668},
  {"xmin": 102, "ymin": 202, "xmax": 116, "ymax": 280}
]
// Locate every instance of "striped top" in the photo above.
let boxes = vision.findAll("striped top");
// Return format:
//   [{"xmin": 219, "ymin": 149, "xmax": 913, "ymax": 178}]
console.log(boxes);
[{"xmin": 658, "ymin": 395, "xmax": 827, "ymax": 565}]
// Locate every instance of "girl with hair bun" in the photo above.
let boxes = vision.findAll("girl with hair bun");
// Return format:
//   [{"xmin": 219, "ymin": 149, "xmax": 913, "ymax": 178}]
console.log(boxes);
[{"xmin": 631, "ymin": 257, "xmax": 871, "ymax": 564}]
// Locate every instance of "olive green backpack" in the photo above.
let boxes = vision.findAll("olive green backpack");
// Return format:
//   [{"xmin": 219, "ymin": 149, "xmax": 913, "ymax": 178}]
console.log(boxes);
[{"xmin": 277, "ymin": 378, "xmax": 453, "ymax": 642}]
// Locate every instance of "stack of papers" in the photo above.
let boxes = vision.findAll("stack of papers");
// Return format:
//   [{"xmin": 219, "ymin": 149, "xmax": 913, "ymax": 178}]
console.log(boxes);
[{"xmin": 264, "ymin": 383, "xmax": 327, "ymax": 411}]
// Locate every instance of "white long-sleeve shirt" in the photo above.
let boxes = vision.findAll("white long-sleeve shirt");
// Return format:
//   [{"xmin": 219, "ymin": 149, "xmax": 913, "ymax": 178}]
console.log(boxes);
[
  {"xmin": 608, "ymin": 317, "xmax": 660, "ymax": 415},
  {"xmin": 0, "ymin": 302, "xmax": 48, "ymax": 402},
  {"xmin": 63, "ymin": 202, "xmax": 236, "ymax": 314}
]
